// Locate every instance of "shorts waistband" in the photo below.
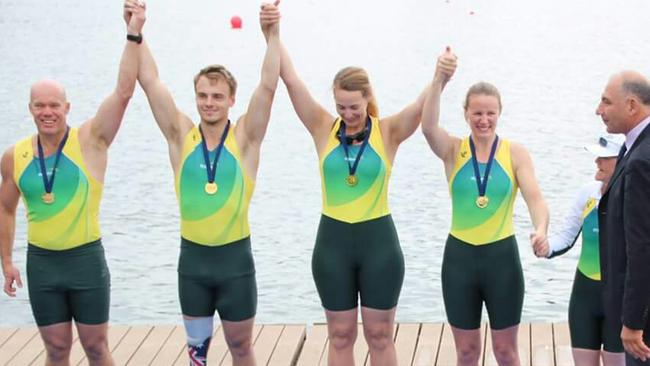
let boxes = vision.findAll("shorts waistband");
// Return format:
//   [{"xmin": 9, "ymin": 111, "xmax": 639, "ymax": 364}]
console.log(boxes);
[{"xmin": 28, "ymin": 239, "xmax": 103, "ymax": 256}]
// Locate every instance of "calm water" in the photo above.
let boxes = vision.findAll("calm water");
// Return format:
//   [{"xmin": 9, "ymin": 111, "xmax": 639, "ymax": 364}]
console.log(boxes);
[{"xmin": 1, "ymin": 0, "xmax": 649, "ymax": 326}]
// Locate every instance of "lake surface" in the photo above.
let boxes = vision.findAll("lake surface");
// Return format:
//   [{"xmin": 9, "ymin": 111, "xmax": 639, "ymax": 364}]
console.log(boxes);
[{"xmin": 1, "ymin": 0, "xmax": 649, "ymax": 326}]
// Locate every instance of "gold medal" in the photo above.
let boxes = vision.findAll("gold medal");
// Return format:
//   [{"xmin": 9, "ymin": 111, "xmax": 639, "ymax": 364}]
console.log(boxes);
[
  {"xmin": 345, "ymin": 175, "xmax": 358, "ymax": 187},
  {"xmin": 476, "ymin": 196, "xmax": 489, "ymax": 209},
  {"xmin": 204, "ymin": 182, "xmax": 218, "ymax": 195},
  {"xmin": 42, "ymin": 192, "xmax": 55, "ymax": 204}
]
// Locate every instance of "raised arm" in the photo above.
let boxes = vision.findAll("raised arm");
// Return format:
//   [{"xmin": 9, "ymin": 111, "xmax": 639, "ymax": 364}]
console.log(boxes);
[
  {"xmin": 136, "ymin": 5, "xmax": 192, "ymax": 144},
  {"xmin": 382, "ymin": 86, "xmax": 428, "ymax": 148},
  {"xmin": 0, "ymin": 149, "xmax": 22, "ymax": 297},
  {"xmin": 511, "ymin": 142, "xmax": 550, "ymax": 253},
  {"xmin": 85, "ymin": 0, "xmax": 145, "ymax": 149},
  {"xmin": 421, "ymin": 47, "xmax": 460, "ymax": 163},
  {"xmin": 238, "ymin": 1, "xmax": 281, "ymax": 150},
  {"xmin": 279, "ymin": 37, "xmax": 333, "ymax": 142}
]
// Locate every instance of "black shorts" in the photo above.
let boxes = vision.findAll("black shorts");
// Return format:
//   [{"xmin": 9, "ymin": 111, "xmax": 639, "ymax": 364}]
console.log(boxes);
[
  {"xmin": 178, "ymin": 237, "xmax": 257, "ymax": 322},
  {"xmin": 569, "ymin": 270, "xmax": 623, "ymax": 352},
  {"xmin": 442, "ymin": 234, "xmax": 524, "ymax": 330},
  {"xmin": 27, "ymin": 240, "xmax": 110, "ymax": 327},
  {"xmin": 312, "ymin": 214, "xmax": 404, "ymax": 311}
]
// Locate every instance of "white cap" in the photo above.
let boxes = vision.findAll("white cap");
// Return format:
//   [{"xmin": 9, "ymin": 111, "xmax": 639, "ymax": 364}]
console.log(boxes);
[{"xmin": 584, "ymin": 134, "xmax": 625, "ymax": 158}]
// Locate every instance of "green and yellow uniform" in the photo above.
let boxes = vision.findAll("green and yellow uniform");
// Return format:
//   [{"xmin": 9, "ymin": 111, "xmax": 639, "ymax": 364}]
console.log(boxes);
[
  {"xmin": 548, "ymin": 181, "xmax": 623, "ymax": 352},
  {"xmin": 13, "ymin": 128, "xmax": 109, "ymax": 326},
  {"xmin": 176, "ymin": 125, "xmax": 256, "ymax": 321},
  {"xmin": 313, "ymin": 117, "xmax": 404, "ymax": 311},
  {"xmin": 442, "ymin": 137, "xmax": 524, "ymax": 330}
]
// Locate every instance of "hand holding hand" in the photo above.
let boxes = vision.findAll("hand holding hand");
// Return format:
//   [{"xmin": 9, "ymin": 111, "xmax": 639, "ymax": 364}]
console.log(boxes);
[
  {"xmin": 124, "ymin": 0, "xmax": 146, "ymax": 35},
  {"xmin": 530, "ymin": 231, "xmax": 549, "ymax": 258},
  {"xmin": 435, "ymin": 46, "xmax": 457, "ymax": 84},
  {"xmin": 260, "ymin": 0, "xmax": 281, "ymax": 40}
]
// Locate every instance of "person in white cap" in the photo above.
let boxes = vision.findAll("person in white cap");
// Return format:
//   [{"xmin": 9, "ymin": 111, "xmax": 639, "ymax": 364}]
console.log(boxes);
[{"xmin": 535, "ymin": 134, "xmax": 625, "ymax": 366}]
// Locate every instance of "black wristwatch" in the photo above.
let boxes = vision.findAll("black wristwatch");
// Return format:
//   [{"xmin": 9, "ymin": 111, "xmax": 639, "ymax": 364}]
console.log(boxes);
[{"xmin": 126, "ymin": 33, "xmax": 143, "ymax": 44}]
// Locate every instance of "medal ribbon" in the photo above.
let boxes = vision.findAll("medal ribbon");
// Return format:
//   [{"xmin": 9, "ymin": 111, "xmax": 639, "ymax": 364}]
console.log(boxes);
[
  {"xmin": 37, "ymin": 126, "xmax": 70, "ymax": 195},
  {"xmin": 198, "ymin": 120, "xmax": 230, "ymax": 184},
  {"xmin": 339, "ymin": 117, "xmax": 372, "ymax": 177},
  {"xmin": 469, "ymin": 135, "xmax": 499, "ymax": 198}
]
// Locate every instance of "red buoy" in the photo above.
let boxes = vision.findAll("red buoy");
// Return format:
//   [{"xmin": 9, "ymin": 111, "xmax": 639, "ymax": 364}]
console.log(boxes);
[{"xmin": 230, "ymin": 15, "xmax": 242, "ymax": 29}]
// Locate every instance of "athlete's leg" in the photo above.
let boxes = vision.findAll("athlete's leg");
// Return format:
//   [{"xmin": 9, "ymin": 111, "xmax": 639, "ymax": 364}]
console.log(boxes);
[
  {"xmin": 38, "ymin": 322, "xmax": 73, "ymax": 366},
  {"xmin": 360, "ymin": 306, "xmax": 397, "ymax": 366},
  {"xmin": 450, "ymin": 326, "xmax": 482, "ymax": 366},
  {"xmin": 570, "ymin": 349, "xmax": 600, "ymax": 366},
  {"xmin": 77, "ymin": 322, "xmax": 113, "ymax": 366},
  {"xmin": 325, "ymin": 309, "xmax": 357, "ymax": 366},
  {"xmin": 442, "ymin": 235, "xmax": 484, "ymax": 366},
  {"xmin": 482, "ymin": 237, "xmax": 523, "ymax": 366},
  {"xmin": 183, "ymin": 316, "xmax": 214, "ymax": 366},
  {"xmin": 601, "ymin": 350, "xmax": 625, "ymax": 366},
  {"xmin": 490, "ymin": 325, "xmax": 520, "ymax": 366},
  {"xmin": 216, "ymin": 273, "xmax": 258, "ymax": 366},
  {"xmin": 222, "ymin": 317, "xmax": 256, "ymax": 366}
]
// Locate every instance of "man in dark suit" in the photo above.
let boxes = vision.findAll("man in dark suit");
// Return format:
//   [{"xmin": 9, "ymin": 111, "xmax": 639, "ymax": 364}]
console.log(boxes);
[{"xmin": 598, "ymin": 71, "xmax": 650, "ymax": 365}]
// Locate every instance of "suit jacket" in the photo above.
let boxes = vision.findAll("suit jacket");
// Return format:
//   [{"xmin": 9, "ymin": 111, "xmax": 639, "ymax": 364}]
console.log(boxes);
[{"xmin": 599, "ymin": 122, "xmax": 650, "ymax": 333}]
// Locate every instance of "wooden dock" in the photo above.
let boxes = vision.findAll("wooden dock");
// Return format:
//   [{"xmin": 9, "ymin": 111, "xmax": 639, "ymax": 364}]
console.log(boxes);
[{"xmin": 0, "ymin": 322, "xmax": 574, "ymax": 365}]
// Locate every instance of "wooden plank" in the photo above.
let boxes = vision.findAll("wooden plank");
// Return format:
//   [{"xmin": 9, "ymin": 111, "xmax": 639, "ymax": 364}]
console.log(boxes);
[
  {"xmin": 219, "ymin": 324, "xmax": 263, "ymax": 366},
  {"xmin": 394, "ymin": 323, "xmax": 420, "ymax": 366},
  {"xmin": 7, "ymin": 330, "xmax": 45, "ymax": 366},
  {"xmin": 0, "ymin": 327, "xmax": 38, "ymax": 365},
  {"xmin": 296, "ymin": 324, "xmax": 328, "ymax": 366},
  {"xmin": 126, "ymin": 325, "xmax": 175, "ymax": 365},
  {"xmin": 519, "ymin": 323, "xmax": 531, "ymax": 366},
  {"xmin": 149, "ymin": 325, "xmax": 187, "ymax": 365},
  {"xmin": 0, "ymin": 328, "xmax": 18, "ymax": 347},
  {"xmin": 254, "ymin": 325, "xmax": 284, "ymax": 365},
  {"xmin": 552, "ymin": 323, "xmax": 572, "ymax": 366},
  {"xmin": 267, "ymin": 325, "xmax": 306, "ymax": 366},
  {"xmin": 483, "ymin": 323, "xmax": 530, "ymax": 366},
  {"xmin": 530, "ymin": 323, "xmax": 554, "ymax": 366},
  {"xmin": 110, "ymin": 325, "xmax": 153, "ymax": 365},
  {"xmin": 436, "ymin": 323, "xmax": 457, "ymax": 366},
  {"xmin": 412, "ymin": 323, "xmax": 443, "ymax": 366}
]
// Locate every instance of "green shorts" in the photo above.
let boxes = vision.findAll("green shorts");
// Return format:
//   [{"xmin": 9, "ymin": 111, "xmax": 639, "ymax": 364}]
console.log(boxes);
[
  {"xmin": 27, "ymin": 240, "xmax": 110, "ymax": 327},
  {"xmin": 312, "ymin": 214, "xmax": 404, "ymax": 311},
  {"xmin": 569, "ymin": 270, "xmax": 623, "ymax": 352},
  {"xmin": 442, "ymin": 235, "xmax": 524, "ymax": 330},
  {"xmin": 178, "ymin": 237, "xmax": 257, "ymax": 322}
]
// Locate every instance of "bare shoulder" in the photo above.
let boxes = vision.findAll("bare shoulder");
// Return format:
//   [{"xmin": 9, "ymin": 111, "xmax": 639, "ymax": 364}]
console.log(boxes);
[
  {"xmin": 1, "ymin": 146, "xmax": 15, "ymax": 178},
  {"xmin": 508, "ymin": 140, "xmax": 533, "ymax": 168}
]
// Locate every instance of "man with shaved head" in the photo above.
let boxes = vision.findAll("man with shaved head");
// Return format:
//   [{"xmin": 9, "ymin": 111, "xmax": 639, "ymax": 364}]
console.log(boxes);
[
  {"xmin": 0, "ymin": 2, "xmax": 145, "ymax": 365},
  {"xmin": 597, "ymin": 71, "xmax": 650, "ymax": 365}
]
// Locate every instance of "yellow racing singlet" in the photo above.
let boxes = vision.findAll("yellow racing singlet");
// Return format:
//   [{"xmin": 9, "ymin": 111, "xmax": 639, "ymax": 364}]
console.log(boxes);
[
  {"xmin": 578, "ymin": 197, "xmax": 600, "ymax": 280},
  {"xmin": 319, "ymin": 117, "xmax": 391, "ymax": 223},
  {"xmin": 176, "ymin": 125, "xmax": 254, "ymax": 246},
  {"xmin": 449, "ymin": 137, "xmax": 518, "ymax": 245},
  {"xmin": 13, "ymin": 128, "xmax": 102, "ymax": 250}
]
